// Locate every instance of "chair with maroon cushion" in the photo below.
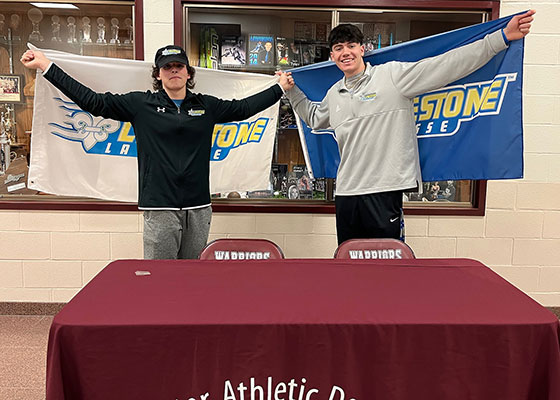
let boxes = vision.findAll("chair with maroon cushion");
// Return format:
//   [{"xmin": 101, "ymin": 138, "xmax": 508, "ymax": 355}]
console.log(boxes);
[
  {"xmin": 334, "ymin": 238, "xmax": 415, "ymax": 260},
  {"xmin": 198, "ymin": 238, "xmax": 285, "ymax": 260}
]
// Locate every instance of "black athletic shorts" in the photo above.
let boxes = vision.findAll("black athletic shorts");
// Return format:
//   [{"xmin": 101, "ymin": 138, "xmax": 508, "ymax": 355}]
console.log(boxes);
[{"xmin": 335, "ymin": 190, "xmax": 404, "ymax": 245}]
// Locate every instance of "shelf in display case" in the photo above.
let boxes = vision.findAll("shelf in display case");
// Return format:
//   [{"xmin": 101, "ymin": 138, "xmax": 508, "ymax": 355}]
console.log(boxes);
[{"xmin": 0, "ymin": 2, "xmax": 135, "ymax": 57}]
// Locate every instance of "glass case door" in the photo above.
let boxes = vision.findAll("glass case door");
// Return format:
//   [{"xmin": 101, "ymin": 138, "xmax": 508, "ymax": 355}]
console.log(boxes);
[
  {"xmin": 0, "ymin": 1, "xmax": 135, "ymax": 199},
  {"xmin": 184, "ymin": 5, "xmax": 334, "ymax": 201},
  {"xmin": 183, "ymin": 4, "xmax": 492, "ymax": 211}
]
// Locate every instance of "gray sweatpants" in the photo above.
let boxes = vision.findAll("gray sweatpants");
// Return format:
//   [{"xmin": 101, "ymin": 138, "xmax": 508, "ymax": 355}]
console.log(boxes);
[{"xmin": 143, "ymin": 207, "xmax": 212, "ymax": 260}]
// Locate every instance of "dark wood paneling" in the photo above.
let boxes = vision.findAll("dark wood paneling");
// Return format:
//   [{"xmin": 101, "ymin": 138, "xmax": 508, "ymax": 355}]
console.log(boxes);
[
  {"xmin": 276, "ymin": 129, "xmax": 306, "ymax": 172},
  {"xmin": 174, "ymin": 0, "xmax": 183, "ymax": 45},
  {"xmin": 135, "ymin": 0, "xmax": 144, "ymax": 60},
  {"xmin": 410, "ymin": 20, "xmax": 474, "ymax": 40},
  {"xmin": 0, "ymin": 182, "xmax": 486, "ymax": 215},
  {"xmin": 181, "ymin": 0, "xmax": 496, "ymax": 10}
]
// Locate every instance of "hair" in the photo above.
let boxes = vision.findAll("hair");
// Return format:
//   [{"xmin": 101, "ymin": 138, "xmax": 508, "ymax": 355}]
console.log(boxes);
[
  {"xmin": 328, "ymin": 24, "xmax": 364, "ymax": 50},
  {"xmin": 151, "ymin": 64, "xmax": 196, "ymax": 91}
]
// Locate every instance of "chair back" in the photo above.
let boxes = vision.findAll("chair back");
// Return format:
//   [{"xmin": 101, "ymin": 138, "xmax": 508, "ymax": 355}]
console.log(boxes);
[
  {"xmin": 334, "ymin": 238, "xmax": 415, "ymax": 259},
  {"xmin": 199, "ymin": 238, "xmax": 285, "ymax": 260}
]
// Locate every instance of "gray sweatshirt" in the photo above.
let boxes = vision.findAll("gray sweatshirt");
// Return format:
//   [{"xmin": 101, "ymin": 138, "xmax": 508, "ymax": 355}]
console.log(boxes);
[{"xmin": 286, "ymin": 29, "xmax": 508, "ymax": 196}]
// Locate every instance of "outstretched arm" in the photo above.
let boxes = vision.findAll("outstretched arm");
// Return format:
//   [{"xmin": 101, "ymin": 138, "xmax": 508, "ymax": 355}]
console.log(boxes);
[
  {"xmin": 209, "ymin": 73, "xmax": 293, "ymax": 123},
  {"xmin": 504, "ymin": 9, "xmax": 536, "ymax": 41},
  {"xmin": 284, "ymin": 84, "xmax": 331, "ymax": 131},
  {"xmin": 21, "ymin": 49, "xmax": 136, "ymax": 122},
  {"xmin": 392, "ymin": 11, "xmax": 536, "ymax": 99},
  {"xmin": 279, "ymin": 72, "xmax": 331, "ymax": 131}
]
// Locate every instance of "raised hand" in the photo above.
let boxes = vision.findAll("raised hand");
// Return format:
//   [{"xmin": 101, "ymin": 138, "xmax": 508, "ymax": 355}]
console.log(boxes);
[
  {"xmin": 277, "ymin": 71, "xmax": 295, "ymax": 91},
  {"xmin": 504, "ymin": 9, "xmax": 536, "ymax": 41},
  {"xmin": 20, "ymin": 49, "xmax": 51, "ymax": 71}
]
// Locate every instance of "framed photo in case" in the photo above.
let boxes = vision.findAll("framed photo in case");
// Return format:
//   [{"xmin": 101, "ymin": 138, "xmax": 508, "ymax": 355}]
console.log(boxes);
[{"xmin": 0, "ymin": 74, "xmax": 24, "ymax": 103}]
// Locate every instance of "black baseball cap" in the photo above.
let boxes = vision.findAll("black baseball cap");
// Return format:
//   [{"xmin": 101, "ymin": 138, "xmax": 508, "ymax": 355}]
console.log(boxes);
[{"xmin": 155, "ymin": 45, "xmax": 189, "ymax": 68}]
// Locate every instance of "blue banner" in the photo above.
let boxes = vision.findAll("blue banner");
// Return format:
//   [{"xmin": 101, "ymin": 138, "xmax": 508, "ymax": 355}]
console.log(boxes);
[{"xmin": 290, "ymin": 14, "xmax": 524, "ymax": 181}]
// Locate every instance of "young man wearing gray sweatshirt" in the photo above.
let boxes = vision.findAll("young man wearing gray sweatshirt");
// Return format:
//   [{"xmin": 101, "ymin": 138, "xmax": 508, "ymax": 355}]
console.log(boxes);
[{"xmin": 285, "ymin": 10, "xmax": 535, "ymax": 245}]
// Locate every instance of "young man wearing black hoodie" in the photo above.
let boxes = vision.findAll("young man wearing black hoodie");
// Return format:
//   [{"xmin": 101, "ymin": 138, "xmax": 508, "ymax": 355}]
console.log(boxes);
[{"xmin": 22, "ymin": 45, "xmax": 294, "ymax": 259}]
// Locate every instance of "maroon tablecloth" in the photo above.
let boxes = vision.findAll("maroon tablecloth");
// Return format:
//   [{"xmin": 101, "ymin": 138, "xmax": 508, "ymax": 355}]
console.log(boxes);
[{"xmin": 46, "ymin": 259, "xmax": 560, "ymax": 400}]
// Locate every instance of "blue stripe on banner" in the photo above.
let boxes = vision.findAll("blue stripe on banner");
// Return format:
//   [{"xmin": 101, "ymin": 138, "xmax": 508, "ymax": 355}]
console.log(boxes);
[{"xmin": 289, "ymin": 13, "xmax": 526, "ymax": 181}]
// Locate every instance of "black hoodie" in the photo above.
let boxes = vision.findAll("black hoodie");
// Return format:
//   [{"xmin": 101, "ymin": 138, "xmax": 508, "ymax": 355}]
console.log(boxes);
[{"xmin": 44, "ymin": 63, "xmax": 283, "ymax": 209}]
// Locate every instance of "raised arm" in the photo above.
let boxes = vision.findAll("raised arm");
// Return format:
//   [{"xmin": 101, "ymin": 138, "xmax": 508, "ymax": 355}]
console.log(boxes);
[
  {"xmin": 21, "ymin": 49, "xmax": 137, "ymax": 122},
  {"xmin": 284, "ymin": 84, "xmax": 332, "ymax": 131},
  {"xmin": 392, "ymin": 10, "xmax": 535, "ymax": 99},
  {"xmin": 210, "ymin": 72, "xmax": 294, "ymax": 123}
]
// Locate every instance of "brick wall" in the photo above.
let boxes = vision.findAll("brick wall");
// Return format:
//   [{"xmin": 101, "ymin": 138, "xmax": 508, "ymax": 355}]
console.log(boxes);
[{"xmin": 1, "ymin": 0, "xmax": 559, "ymax": 305}]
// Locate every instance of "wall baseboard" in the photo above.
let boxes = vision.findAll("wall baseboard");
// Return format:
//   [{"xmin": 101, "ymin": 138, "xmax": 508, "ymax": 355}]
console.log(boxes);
[
  {"xmin": 549, "ymin": 307, "xmax": 560, "ymax": 319},
  {"xmin": 0, "ymin": 302, "xmax": 66, "ymax": 315},
  {"xmin": 2, "ymin": 302, "xmax": 560, "ymax": 318}
]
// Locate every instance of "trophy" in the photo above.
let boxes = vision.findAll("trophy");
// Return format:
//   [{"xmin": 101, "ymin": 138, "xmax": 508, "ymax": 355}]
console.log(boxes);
[
  {"xmin": 67, "ymin": 16, "xmax": 77, "ymax": 44},
  {"xmin": 96, "ymin": 17, "xmax": 106, "ymax": 44},
  {"xmin": 0, "ymin": 106, "xmax": 14, "ymax": 174},
  {"xmin": 51, "ymin": 15, "xmax": 62, "ymax": 42},
  {"xmin": 0, "ymin": 131, "xmax": 10, "ymax": 175},
  {"xmin": 3, "ymin": 105, "xmax": 15, "ymax": 144},
  {"xmin": 81, "ymin": 16, "xmax": 92, "ymax": 43},
  {"xmin": 109, "ymin": 18, "xmax": 119, "ymax": 44},
  {"xmin": 10, "ymin": 14, "xmax": 21, "ymax": 41},
  {"xmin": 27, "ymin": 8, "xmax": 44, "ymax": 42},
  {"xmin": 124, "ymin": 17, "xmax": 133, "ymax": 44}
]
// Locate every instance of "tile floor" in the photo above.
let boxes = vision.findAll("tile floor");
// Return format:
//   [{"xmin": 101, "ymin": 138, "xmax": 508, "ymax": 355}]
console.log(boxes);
[{"xmin": 0, "ymin": 315, "xmax": 53, "ymax": 400}]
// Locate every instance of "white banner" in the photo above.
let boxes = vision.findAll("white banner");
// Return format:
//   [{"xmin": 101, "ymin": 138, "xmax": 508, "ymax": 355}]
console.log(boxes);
[{"xmin": 28, "ymin": 48, "xmax": 280, "ymax": 202}]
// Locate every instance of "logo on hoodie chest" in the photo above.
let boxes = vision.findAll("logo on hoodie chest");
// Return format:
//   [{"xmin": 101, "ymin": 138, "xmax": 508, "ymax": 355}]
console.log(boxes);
[
  {"xmin": 188, "ymin": 109, "xmax": 206, "ymax": 117},
  {"xmin": 359, "ymin": 92, "xmax": 377, "ymax": 101}
]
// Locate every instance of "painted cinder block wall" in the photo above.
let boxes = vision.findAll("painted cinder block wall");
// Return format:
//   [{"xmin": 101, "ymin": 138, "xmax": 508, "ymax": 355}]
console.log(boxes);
[{"xmin": 0, "ymin": 0, "xmax": 559, "ymax": 305}]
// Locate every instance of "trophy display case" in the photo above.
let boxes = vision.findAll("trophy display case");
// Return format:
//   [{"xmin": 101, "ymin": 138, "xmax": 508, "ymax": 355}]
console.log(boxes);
[
  {"xmin": 184, "ymin": 4, "xmax": 487, "ymax": 207},
  {"xmin": 0, "ymin": 0, "xmax": 492, "ymax": 214},
  {"xmin": 0, "ymin": 1, "xmax": 134, "ymax": 197}
]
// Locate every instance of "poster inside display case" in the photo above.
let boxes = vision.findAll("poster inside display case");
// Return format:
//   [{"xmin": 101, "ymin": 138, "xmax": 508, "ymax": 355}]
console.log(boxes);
[
  {"xmin": 220, "ymin": 35, "xmax": 245, "ymax": 67},
  {"xmin": 248, "ymin": 34, "xmax": 274, "ymax": 66},
  {"xmin": 0, "ymin": 1, "xmax": 134, "ymax": 198},
  {"xmin": 191, "ymin": 23, "xmax": 241, "ymax": 68}
]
